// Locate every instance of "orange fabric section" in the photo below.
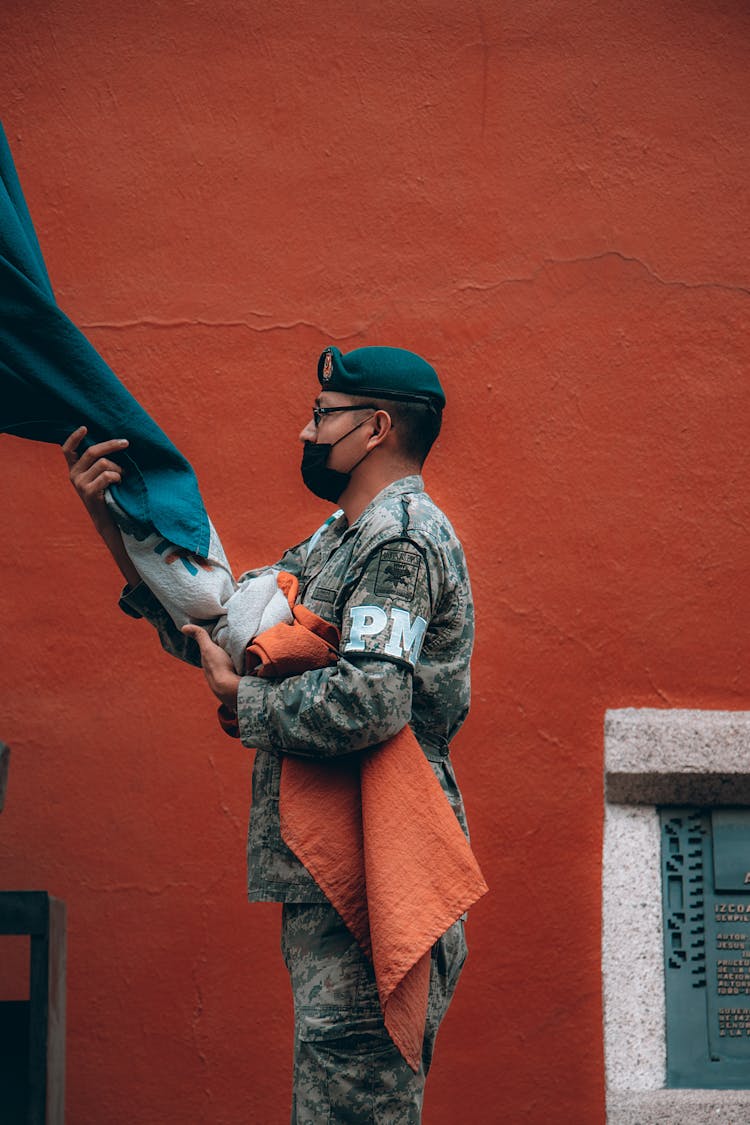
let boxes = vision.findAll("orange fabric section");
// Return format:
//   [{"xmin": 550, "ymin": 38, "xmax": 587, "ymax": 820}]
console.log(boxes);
[{"xmin": 226, "ymin": 572, "xmax": 488, "ymax": 1070}]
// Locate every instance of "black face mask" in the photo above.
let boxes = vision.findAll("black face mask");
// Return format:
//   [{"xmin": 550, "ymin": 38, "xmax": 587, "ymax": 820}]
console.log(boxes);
[{"xmin": 300, "ymin": 414, "xmax": 374, "ymax": 503}]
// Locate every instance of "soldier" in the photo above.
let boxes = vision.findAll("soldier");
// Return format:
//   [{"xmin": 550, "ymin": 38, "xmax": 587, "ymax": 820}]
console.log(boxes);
[{"xmin": 66, "ymin": 345, "xmax": 475, "ymax": 1123}]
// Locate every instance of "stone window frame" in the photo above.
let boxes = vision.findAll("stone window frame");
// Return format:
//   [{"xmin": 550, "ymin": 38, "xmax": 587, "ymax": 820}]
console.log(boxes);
[{"xmin": 603, "ymin": 708, "xmax": 750, "ymax": 1124}]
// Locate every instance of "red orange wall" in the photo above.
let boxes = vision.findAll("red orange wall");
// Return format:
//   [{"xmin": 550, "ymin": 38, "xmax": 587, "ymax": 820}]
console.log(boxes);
[{"xmin": 2, "ymin": 3, "xmax": 749, "ymax": 1122}]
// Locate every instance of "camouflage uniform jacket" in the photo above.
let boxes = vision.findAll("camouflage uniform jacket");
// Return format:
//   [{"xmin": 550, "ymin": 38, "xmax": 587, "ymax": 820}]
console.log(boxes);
[{"xmin": 120, "ymin": 475, "xmax": 474, "ymax": 903}]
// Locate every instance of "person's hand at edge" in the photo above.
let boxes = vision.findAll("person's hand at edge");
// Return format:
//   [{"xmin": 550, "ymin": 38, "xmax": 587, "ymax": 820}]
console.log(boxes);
[
  {"xmin": 182, "ymin": 624, "xmax": 240, "ymax": 711},
  {"xmin": 62, "ymin": 425, "xmax": 140, "ymax": 587}
]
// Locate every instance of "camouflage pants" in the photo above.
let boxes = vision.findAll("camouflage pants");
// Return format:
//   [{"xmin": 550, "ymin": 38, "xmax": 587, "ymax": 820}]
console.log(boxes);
[{"xmin": 281, "ymin": 902, "xmax": 467, "ymax": 1124}]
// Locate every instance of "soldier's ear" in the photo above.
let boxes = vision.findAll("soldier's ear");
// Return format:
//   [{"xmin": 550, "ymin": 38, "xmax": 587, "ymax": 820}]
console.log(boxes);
[{"xmin": 367, "ymin": 409, "xmax": 392, "ymax": 448}]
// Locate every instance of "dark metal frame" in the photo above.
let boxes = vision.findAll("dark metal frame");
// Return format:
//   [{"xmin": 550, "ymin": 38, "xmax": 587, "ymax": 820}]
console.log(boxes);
[{"xmin": 0, "ymin": 892, "xmax": 66, "ymax": 1124}]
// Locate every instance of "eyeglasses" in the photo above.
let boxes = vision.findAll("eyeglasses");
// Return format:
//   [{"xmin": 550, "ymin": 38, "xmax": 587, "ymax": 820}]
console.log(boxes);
[{"xmin": 311, "ymin": 404, "xmax": 374, "ymax": 428}]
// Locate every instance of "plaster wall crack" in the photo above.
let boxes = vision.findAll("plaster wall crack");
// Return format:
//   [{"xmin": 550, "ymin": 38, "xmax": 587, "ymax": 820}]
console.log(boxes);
[
  {"xmin": 80, "ymin": 880, "xmax": 195, "ymax": 894},
  {"xmin": 80, "ymin": 316, "xmax": 364, "ymax": 339},
  {"xmin": 457, "ymin": 251, "xmax": 750, "ymax": 298}
]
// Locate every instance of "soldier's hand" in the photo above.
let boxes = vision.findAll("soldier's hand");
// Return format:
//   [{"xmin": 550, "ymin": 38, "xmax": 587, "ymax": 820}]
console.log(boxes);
[
  {"xmin": 182, "ymin": 624, "xmax": 240, "ymax": 711},
  {"xmin": 63, "ymin": 426, "xmax": 129, "ymax": 531}
]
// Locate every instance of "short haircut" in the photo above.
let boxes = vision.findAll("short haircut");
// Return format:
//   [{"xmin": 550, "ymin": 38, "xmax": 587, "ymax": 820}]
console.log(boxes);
[{"xmin": 353, "ymin": 396, "xmax": 443, "ymax": 467}]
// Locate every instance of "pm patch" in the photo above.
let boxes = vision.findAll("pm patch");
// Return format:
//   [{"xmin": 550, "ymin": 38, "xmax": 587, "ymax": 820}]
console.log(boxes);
[{"xmin": 374, "ymin": 547, "xmax": 422, "ymax": 600}]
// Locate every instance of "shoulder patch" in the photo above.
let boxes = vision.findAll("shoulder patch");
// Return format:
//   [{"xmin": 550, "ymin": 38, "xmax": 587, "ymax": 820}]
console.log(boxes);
[{"xmin": 374, "ymin": 546, "xmax": 422, "ymax": 600}]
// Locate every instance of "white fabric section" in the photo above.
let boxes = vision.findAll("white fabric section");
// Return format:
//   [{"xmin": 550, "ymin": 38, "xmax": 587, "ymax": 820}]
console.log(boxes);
[
  {"xmin": 118, "ymin": 516, "xmax": 235, "ymax": 626},
  {"xmin": 213, "ymin": 573, "xmax": 295, "ymax": 674},
  {"xmin": 106, "ymin": 494, "xmax": 293, "ymax": 672}
]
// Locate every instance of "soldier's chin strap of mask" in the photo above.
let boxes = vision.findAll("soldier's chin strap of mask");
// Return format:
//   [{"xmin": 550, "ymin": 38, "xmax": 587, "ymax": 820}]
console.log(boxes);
[{"xmin": 300, "ymin": 413, "xmax": 376, "ymax": 503}]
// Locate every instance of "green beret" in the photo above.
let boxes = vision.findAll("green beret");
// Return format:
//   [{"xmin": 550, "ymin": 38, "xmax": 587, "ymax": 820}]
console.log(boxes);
[{"xmin": 317, "ymin": 346, "xmax": 446, "ymax": 408}]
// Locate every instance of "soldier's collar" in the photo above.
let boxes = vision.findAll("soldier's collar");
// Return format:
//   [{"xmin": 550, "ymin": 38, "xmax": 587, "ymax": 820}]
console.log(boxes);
[{"xmin": 347, "ymin": 475, "xmax": 424, "ymax": 529}]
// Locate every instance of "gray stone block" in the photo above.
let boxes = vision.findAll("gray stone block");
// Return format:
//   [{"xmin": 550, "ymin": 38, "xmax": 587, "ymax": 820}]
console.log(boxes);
[
  {"xmin": 608, "ymin": 1089, "xmax": 750, "ymax": 1124},
  {"xmin": 605, "ymin": 709, "xmax": 750, "ymax": 805},
  {"xmin": 603, "ymin": 709, "xmax": 750, "ymax": 1122}
]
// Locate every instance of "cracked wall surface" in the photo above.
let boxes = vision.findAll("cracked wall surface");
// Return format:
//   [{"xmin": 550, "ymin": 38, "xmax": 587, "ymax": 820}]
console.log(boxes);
[{"xmin": 1, "ymin": 2, "xmax": 749, "ymax": 1123}]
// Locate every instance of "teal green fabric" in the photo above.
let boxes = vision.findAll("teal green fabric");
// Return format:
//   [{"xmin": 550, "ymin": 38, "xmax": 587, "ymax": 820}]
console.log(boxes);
[
  {"xmin": 317, "ymin": 346, "xmax": 446, "ymax": 408},
  {"xmin": 0, "ymin": 123, "xmax": 210, "ymax": 556}
]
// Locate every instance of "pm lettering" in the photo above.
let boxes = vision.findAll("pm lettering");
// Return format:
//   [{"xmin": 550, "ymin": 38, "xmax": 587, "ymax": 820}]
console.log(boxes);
[
  {"xmin": 384, "ymin": 607, "xmax": 427, "ymax": 663},
  {"xmin": 347, "ymin": 606, "xmax": 388, "ymax": 650},
  {"xmin": 346, "ymin": 605, "xmax": 428, "ymax": 666}
]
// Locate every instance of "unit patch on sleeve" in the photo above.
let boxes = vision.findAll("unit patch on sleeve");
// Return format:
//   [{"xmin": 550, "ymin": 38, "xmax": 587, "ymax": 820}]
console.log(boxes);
[{"xmin": 373, "ymin": 546, "xmax": 422, "ymax": 600}]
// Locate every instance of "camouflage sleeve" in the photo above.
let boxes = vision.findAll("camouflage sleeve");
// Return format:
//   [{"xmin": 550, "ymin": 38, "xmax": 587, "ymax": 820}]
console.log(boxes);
[
  {"xmin": 235, "ymin": 536, "xmax": 438, "ymax": 758},
  {"xmin": 236, "ymin": 654, "xmax": 413, "ymax": 758},
  {"xmin": 339, "ymin": 537, "xmax": 438, "ymax": 670},
  {"xmin": 118, "ymin": 581, "xmax": 202, "ymax": 666}
]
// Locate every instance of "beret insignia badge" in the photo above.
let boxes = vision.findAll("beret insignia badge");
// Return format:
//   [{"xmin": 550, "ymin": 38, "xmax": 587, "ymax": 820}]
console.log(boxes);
[{"xmin": 322, "ymin": 349, "xmax": 333, "ymax": 381}]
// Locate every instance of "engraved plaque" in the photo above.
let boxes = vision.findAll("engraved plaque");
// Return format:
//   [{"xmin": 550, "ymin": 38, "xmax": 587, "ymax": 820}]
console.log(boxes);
[{"xmin": 660, "ymin": 807, "xmax": 750, "ymax": 1088}]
